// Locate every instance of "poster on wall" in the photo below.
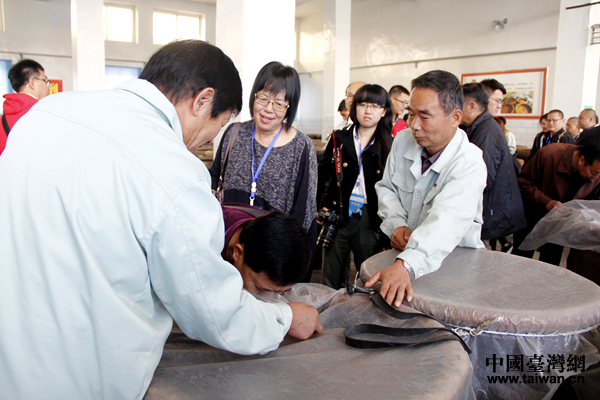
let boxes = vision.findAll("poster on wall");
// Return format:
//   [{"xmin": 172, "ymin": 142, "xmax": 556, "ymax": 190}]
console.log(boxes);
[
  {"xmin": 49, "ymin": 80, "xmax": 62, "ymax": 95},
  {"xmin": 460, "ymin": 68, "xmax": 547, "ymax": 119}
]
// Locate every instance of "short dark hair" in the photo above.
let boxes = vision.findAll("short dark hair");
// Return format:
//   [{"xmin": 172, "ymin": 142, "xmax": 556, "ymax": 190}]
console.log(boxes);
[
  {"xmin": 548, "ymin": 109, "xmax": 564, "ymax": 119},
  {"xmin": 238, "ymin": 210, "xmax": 310, "ymax": 286},
  {"xmin": 249, "ymin": 62, "xmax": 300, "ymax": 131},
  {"xmin": 462, "ymin": 82, "xmax": 489, "ymax": 112},
  {"xmin": 389, "ymin": 85, "xmax": 409, "ymax": 97},
  {"xmin": 577, "ymin": 132, "xmax": 600, "ymax": 166},
  {"xmin": 139, "ymin": 40, "xmax": 242, "ymax": 118},
  {"xmin": 8, "ymin": 59, "xmax": 44, "ymax": 92},
  {"xmin": 349, "ymin": 84, "xmax": 393, "ymax": 169},
  {"xmin": 481, "ymin": 78, "xmax": 506, "ymax": 95},
  {"xmin": 411, "ymin": 70, "xmax": 463, "ymax": 116},
  {"xmin": 540, "ymin": 113, "xmax": 549, "ymax": 123},
  {"xmin": 338, "ymin": 99, "xmax": 347, "ymax": 112}
]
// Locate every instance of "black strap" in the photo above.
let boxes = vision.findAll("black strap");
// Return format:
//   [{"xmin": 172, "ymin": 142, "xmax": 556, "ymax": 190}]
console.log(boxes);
[
  {"xmin": 220, "ymin": 123, "xmax": 241, "ymax": 179},
  {"xmin": 2, "ymin": 114, "xmax": 10, "ymax": 137},
  {"xmin": 214, "ymin": 123, "xmax": 241, "ymax": 202},
  {"xmin": 343, "ymin": 292, "xmax": 471, "ymax": 354},
  {"xmin": 318, "ymin": 130, "xmax": 344, "ymax": 218},
  {"xmin": 333, "ymin": 132, "xmax": 344, "ymax": 217}
]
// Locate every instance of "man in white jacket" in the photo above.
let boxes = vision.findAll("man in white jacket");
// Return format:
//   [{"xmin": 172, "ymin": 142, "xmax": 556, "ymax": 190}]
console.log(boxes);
[
  {"xmin": 0, "ymin": 40, "xmax": 322, "ymax": 400},
  {"xmin": 366, "ymin": 70, "xmax": 487, "ymax": 308}
]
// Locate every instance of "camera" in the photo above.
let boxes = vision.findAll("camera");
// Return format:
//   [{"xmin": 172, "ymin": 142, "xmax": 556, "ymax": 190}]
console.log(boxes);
[{"xmin": 317, "ymin": 208, "xmax": 342, "ymax": 248}]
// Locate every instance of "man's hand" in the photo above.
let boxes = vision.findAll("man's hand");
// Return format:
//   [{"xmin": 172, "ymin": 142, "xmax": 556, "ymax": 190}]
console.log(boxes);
[
  {"xmin": 546, "ymin": 200, "xmax": 562, "ymax": 211},
  {"xmin": 364, "ymin": 259, "xmax": 413, "ymax": 308},
  {"xmin": 316, "ymin": 207, "xmax": 329, "ymax": 226},
  {"xmin": 391, "ymin": 226, "xmax": 412, "ymax": 250},
  {"xmin": 287, "ymin": 302, "xmax": 324, "ymax": 340}
]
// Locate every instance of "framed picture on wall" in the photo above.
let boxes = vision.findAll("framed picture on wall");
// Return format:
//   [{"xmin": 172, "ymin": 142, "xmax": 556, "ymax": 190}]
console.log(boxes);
[
  {"xmin": 460, "ymin": 68, "xmax": 548, "ymax": 119},
  {"xmin": 49, "ymin": 80, "xmax": 62, "ymax": 95}
]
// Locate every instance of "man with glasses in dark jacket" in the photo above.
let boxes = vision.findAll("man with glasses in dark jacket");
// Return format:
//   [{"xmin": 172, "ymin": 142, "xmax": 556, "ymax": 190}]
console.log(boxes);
[{"xmin": 461, "ymin": 82, "xmax": 526, "ymax": 249}]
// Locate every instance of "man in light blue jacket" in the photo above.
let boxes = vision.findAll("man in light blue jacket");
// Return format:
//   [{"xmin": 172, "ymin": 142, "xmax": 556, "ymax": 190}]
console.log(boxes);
[
  {"xmin": 366, "ymin": 70, "xmax": 487, "ymax": 308},
  {"xmin": 0, "ymin": 40, "xmax": 322, "ymax": 400}
]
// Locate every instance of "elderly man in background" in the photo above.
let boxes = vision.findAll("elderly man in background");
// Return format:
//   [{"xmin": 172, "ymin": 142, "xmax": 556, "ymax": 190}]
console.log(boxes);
[
  {"xmin": 577, "ymin": 109, "xmax": 599, "ymax": 144},
  {"xmin": 578, "ymin": 109, "xmax": 598, "ymax": 131},
  {"xmin": 366, "ymin": 70, "xmax": 487, "ymax": 307},
  {"xmin": 343, "ymin": 81, "xmax": 365, "ymax": 127},
  {"xmin": 566, "ymin": 116, "xmax": 581, "ymax": 140},
  {"xmin": 0, "ymin": 40, "xmax": 322, "ymax": 400},
  {"xmin": 0, "ymin": 59, "xmax": 50, "ymax": 155}
]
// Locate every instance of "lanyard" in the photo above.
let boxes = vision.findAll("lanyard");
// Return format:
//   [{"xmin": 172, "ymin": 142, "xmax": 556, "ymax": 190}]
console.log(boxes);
[
  {"xmin": 250, "ymin": 123, "xmax": 284, "ymax": 206},
  {"xmin": 543, "ymin": 133, "xmax": 551, "ymax": 146},
  {"xmin": 355, "ymin": 130, "xmax": 375, "ymax": 187}
]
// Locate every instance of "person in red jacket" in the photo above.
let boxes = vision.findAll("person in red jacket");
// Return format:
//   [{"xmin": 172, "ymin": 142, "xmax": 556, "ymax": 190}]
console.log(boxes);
[{"xmin": 0, "ymin": 59, "xmax": 50, "ymax": 155}]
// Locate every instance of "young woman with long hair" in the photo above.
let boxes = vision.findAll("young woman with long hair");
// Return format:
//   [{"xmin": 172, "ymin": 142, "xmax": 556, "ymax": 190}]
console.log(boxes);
[{"xmin": 316, "ymin": 84, "xmax": 393, "ymax": 289}]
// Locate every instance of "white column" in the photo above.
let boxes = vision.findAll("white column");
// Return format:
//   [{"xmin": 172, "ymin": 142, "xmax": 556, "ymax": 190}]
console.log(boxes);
[
  {"xmin": 322, "ymin": 0, "xmax": 351, "ymax": 137},
  {"xmin": 216, "ymin": 0, "xmax": 296, "ymax": 123},
  {"xmin": 552, "ymin": 1, "xmax": 600, "ymax": 116},
  {"xmin": 70, "ymin": 0, "xmax": 105, "ymax": 92}
]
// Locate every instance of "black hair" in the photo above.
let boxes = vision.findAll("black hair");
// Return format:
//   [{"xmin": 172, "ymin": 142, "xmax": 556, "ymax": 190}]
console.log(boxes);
[
  {"xmin": 238, "ymin": 210, "xmax": 310, "ymax": 286},
  {"xmin": 389, "ymin": 85, "xmax": 409, "ymax": 97},
  {"xmin": 548, "ymin": 109, "xmax": 564, "ymax": 119},
  {"xmin": 139, "ymin": 40, "xmax": 242, "ymax": 118},
  {"xmin": 540, "ymin": 113, "xmax": 549, "ymax": 123},
  {"xmin": 338, "ymin": 99, "xmax": 347, "ymax": 112},
  {"xmin": 481, "ymin": 78, "xmax": 507, "ymax": 95},
  {"xmin": 9, "ymin": 59, "xmax": 44, "ymax": 92},
  {"xmin": 249, "ymin": 61, "xmax": 300, "ymax": 131},
  {"xmin": 462, "ymin": 82, "xmax": 489, "ymax": 112},
  {"xmin": 349, "ymin": 84, "xmax": 393, "ymax": 169},
  {"xmin": 411, "ymin": 70, "xmax": 463, "ymax": 116},
  {"xmin": 498, "ymin": 116, "xmax": 507, "ymax": 124},
  {"xmin": 577, "ymin": 133, "xmax": 600, "ymax": 166}
]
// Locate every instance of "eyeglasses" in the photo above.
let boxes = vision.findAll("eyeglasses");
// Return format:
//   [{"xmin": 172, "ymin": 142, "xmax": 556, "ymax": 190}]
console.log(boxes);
[
  {"xmin": 489, "ymin": 97, "xmax": 503, "ymax": 104},
  {"xmin": 357, "ymin": 102, "xmax": 385, "ymax": 110},
  {"xmin": 392, "ymin": 97, "xmax": 409, "ymax": 106},
  {"xmin": 254, "ymin": 93, "xmax": 289, "ymax": 112},
  {"xmin": 547, "ymin": 118, "xmax": 563, "ymax": 123},
  {"xmin": 33, "ymin": 77, "xmax": 50, "ymax": 87}
]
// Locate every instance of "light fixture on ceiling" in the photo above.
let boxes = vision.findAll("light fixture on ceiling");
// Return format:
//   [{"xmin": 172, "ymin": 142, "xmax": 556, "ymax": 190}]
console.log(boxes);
[{"xmin": 492, "ymin": 18, "xmax": 508, "ymax": 32}]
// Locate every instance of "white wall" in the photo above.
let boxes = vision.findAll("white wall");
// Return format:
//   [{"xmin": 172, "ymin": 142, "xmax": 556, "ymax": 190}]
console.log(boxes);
[
  {"xmin": 295, "ymin": 0, "xmax": 562, "ymax": 146},
  {"xmin": 0, "ymin": 0, "xmax": 216, "ymax": 93}
]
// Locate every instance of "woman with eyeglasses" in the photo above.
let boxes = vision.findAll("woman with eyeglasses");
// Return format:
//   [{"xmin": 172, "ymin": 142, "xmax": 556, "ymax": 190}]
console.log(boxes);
[
  {"xmin": 210, "ymin": 61, "xmax": 318, "ymax": 281},
  {"xmin": 316, "ymin": 84, "xmax": 393, "ymax": 289}
]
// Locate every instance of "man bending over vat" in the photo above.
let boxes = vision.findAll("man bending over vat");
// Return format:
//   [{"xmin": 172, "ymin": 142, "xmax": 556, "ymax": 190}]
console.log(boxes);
[
  {"xmin": 221, "ymin": 203, "xmax": 311, "ymax": 293},
  {"xmin": 366, "ymin": 70, "xmax": 487, "ymax": 307},
  {"xmin": 0, "ymin": 41, "xmax": 322, "ymax": 400}
]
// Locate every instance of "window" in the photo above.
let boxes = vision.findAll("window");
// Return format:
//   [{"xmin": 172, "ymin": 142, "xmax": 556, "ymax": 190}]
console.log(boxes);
[
  {"xmin": 153, "ymin": 10, "xmax": 205, "ymax": 45},
  {"xmin": 105, "ymin": 66, "xmax": 141, "ymax": 89},
  {"xmin": 103, "ymin": 3, "xmax": 136, "ymax": 43},
  {"xmin": 0, "ymin": 59, "xmax": 12, "ymax": 108}
]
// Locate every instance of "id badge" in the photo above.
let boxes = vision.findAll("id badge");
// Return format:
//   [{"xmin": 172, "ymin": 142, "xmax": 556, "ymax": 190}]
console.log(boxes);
[{"xmin": 348, "ymin": 193, "xmax": 365, "ymax": 216}]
